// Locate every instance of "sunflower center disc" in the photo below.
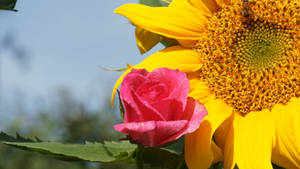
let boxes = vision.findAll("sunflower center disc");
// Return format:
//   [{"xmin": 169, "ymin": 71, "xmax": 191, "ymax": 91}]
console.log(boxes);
[
  {"xmin": 233, "ymin": 21, "xmax": 288, "ymax": 71},
  {"xmin": 195, "ymin": 0, "xmax": 300, "ymax": 114}
]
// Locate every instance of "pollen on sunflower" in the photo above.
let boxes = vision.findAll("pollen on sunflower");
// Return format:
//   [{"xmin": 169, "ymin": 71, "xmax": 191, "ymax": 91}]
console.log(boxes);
[{"xmin": 195, "ymin": 0, "xmax": 299, "ymax": 114}]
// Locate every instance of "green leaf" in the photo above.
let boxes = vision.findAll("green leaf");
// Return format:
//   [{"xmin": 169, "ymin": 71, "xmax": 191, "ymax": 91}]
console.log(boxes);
[
  {"xmin": 163, "ymin": 136, "xmax": 184, "ymax": 154},
  {"xmin": 0, "ymin": 132, "xmax": 35, "ymax": 142},
  {"xmin": 139, "ymin": 0, "xmax": 171, "ymax": 7},
  {"xmin": 143, "ymin": 147, "xmax": 183, "ymax": 169},
  {"xmin": 102, "ymin": 141, "xmax": 137, "ymax": 161},
  {"xmin": 0, "ymin": 132, "xmax": 137, "ymax": 162},
  {"xmin": 139, "ymin": 0, "xmax": 163, "ymax": 7},
  {"xmin": 0, "ymin": 0, "xmax": 17, "ymax": 11},
  {"xmin": 160, "ymin": 38, "xmax": 179, "ymax": 48}
]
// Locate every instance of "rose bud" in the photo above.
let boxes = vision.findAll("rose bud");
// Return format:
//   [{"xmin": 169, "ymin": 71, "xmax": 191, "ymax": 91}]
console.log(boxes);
[{"xmin": 114, "ymin": 68, "xmax": 207, "ymax": 147}]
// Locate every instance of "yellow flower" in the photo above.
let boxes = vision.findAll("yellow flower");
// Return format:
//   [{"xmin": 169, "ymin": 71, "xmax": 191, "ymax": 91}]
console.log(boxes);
[{"xmin": 113, "ymin": 0, "xmax": 300, "ymax": 168}]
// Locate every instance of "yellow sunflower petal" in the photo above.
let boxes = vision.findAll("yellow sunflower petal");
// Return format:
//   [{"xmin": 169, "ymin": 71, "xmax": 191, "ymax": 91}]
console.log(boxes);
[
  {"xmin": 187, "ymin": 74, "xmax": 212, "ymax": 103},
  {"xmin": 135, "ymin": 27, "xmax": 162, "ymax": 54},
  {"xmin": 177, "ymin": 39, "xmax": 198, "ymax": 48},
  {"xmin": 215, "ymin": 0, "xmax": 230, "ymax": 7},
  {"xmin": 223, "ymin": 125, "xmax": 235, "ymax": 169},
  {"xmin": 188, "ymin": 0, "xmax": 220, "ymax": 16},
  {"xmin": 185, "ymin": 95, "xmax": 233, "ymax": 169},
  {"xmin": 114, "ymin": 3, "xmax": 207, "ymax": 40},
  {"xmin": 214, "ymin": 113, "xmax": 235, "ymax": 169},
  {"xmin": 214, "ymin": 113, "xmax": 233, "ymax": 149},
  {"xmin": 212, "ymin": 141, "xmax": 224, "ymax": 163},
  {"xmin": 233, "ymin": 110, "xmax": 275, "ymax": 169},
  {"xmin": 271, "ymin": 98, "xmax": 300, "ymax": 169},
  {"xmin": 111, "ymin": 46, "xmax": 202, "ymax": 105}
]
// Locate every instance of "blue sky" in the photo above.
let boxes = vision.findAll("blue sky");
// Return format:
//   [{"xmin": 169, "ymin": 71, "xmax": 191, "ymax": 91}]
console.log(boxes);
[{"xmin": 0, "ymin": 0, "xmax": 163, "ymax": 124}]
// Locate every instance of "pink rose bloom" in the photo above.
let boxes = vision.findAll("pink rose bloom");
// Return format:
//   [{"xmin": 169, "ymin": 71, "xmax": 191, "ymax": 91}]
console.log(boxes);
[{"xmin": 114, "ymin": 68, "xmax": 207, "ymax": 147}]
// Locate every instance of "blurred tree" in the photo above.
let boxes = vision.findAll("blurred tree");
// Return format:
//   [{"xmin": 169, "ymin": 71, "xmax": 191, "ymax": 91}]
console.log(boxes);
[
  {"xmin": 0, "ymin": 32, "xmax": 30, "ymax": 111},
  {"xmin": 1, "ymin": 32, "xmax": 29, "ymax": 69},
  {"xmin": 0, "ymin": 87, "xmax": 134, "ymax": 169}
]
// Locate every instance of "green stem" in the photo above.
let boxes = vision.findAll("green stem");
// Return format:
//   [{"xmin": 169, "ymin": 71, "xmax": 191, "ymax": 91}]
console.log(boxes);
[
  {"xmin": 176, "ymin": 154, "xmax": 185, "ymax": 169},
  {"xmin": 136, "ymin": 144, "xmax": 144, "ymax": 169}
]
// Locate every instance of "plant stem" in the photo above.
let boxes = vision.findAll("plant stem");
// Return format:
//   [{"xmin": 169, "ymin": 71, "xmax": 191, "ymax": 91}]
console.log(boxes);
[
  {"xmin": 136, "ymin": 144, "xmax": 144, "ymax": 169},
  {"xmin": 176, "ymin": 154, "xmax": 185, "ymax": 169}
]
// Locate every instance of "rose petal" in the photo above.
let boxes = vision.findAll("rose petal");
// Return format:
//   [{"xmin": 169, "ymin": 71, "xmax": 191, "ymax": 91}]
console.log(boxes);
[
  {"xmin": 130, "ymin": 69, "xmax": 148, "ymax": 76},
  {"xmin": 137, "ymin": 81, "xmax": 169, "ymax": 101},
  {"xmin": 183, "ymin": 97, "xmax": 208, "ymax": 133},
  {"xmin": 114, "ymin": 98, "xmax": 207, "ymax": 146},
  {"xmin": 124, "ymin": 89, "xmax": 166, "ymax": 122},
  {"xmin": 114, "ymin": 120, "xmax": 188, "ymax": 147},
  {"xmin": 159, "ymin": 98, "xmax": 208, "ymax": 145},
  {"xmin": 121, "ymin": 69, "xmax": 166, "ymax": 122},
  {"xmin": 132, "ymin": 90, "xmax": 166, "ymax": 120},
  {"xmin": 120, "ymin": 69, "xmax": 149, "ymax": 96},
  {"xmin": 148, "ymin": 68, "xmax": 189, "ymax": 112},
  {"xmin": 116, "ymin": 68, "xmax": 207, "ymax": 147},
  {"xmin": 150, "ymin": 98, "xmax": 183, "ymax": 120}
]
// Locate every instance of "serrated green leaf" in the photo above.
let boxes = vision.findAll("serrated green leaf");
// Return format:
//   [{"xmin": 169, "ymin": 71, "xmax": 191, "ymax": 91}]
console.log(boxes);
[
  {"xmin": 3, "ymin": 141, "xmax": 137, "ymax": 162},
  {"xmin": 0, "ymin": 0, "xmax": 17, "ymax": 11},
  {"xmin": 0, "ymin": 132, "xmax": 137, "ymax": 163},
  {"xmin": 0, "ymin": 132, "xmax": 35, "ymax": 142},
  {"xmin": 103, "ymin": 141, "xmax": 137, "ymax": 161}
]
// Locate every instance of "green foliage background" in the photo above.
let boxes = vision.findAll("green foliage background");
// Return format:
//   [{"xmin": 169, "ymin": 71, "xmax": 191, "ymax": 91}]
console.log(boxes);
[{"xmin": 0, "ymin": 89, "xmax": 134, "ymax": 169}]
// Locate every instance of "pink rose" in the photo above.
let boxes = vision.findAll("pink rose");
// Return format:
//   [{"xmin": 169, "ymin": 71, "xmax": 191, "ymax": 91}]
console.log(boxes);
[{"xmin": 114, "ymin": 68, "xmax": 207, "ymax": 147}]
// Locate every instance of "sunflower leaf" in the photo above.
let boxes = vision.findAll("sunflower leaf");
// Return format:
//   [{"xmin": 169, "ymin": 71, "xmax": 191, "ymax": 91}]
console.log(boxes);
[
  {"xmin": 0, "ymin": 0, "xmax": 17, "ymax": 11},
  {"xmin": 139, "ymin": 0, "xmax": 162, "ymax": 7},
  {"xmin": 139, "ymin": 0, "xmax": 171, "ymax": 7}
]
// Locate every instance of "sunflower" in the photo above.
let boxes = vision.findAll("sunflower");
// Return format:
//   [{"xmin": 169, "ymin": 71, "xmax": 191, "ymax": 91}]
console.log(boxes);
[{"xmin": 112, "ymin": 0, "xmax": 300, "ymax": 168}]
